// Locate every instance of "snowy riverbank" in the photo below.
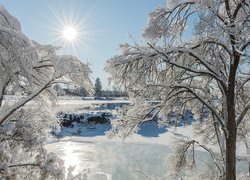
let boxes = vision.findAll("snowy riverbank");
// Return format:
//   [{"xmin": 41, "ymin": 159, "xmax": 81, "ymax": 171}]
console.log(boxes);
[{"xmin": 45, "ymin": 99, "xmax": 249, "ymax": 179}]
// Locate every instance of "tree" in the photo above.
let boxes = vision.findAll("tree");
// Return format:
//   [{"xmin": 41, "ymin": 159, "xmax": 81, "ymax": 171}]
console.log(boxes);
[
  {"xmin": 94, "ymin": 77, "xmax": 102, "ymax": 97},
  {"xmin": 0, "ymin": 5, "xmax": 93, "ymax": 179},
  {"xmin": 106, "ymin": 0, "xmax": 250, "ymax": 179}
]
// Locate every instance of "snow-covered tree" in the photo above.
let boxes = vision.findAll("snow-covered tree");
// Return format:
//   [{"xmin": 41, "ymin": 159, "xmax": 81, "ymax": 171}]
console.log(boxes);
[
  {"xmin": 106, "ymin": 0, "xmax": 250, "ymax": 179},
  {"xmin": 94, "ymin": 77, "xmax": 102, "ymax": 97},
  {"xmin": 0, "ymin": 5, "xmax": 93, "ymax": 179}
]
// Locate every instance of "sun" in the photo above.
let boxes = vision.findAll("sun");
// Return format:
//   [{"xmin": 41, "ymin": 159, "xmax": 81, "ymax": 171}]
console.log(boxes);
[
  {"xmin": 63, "ymin": 26, "xmax": 77, "ymax": 41},
  {"xmin": 48, "ymin": 1, "xmax": 95, "ymax": 55}
]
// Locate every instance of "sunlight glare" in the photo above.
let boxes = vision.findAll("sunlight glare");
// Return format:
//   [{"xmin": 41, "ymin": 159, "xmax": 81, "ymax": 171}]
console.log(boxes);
[{"xmin": 63, "ymin": 26, "xmax": 77, "ymax": 41}]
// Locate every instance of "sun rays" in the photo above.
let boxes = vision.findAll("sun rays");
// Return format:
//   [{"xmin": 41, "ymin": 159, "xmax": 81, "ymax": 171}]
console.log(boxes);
[{"xmin": 45, "ymin": 1, "xmax": 98, "ymax": 57}]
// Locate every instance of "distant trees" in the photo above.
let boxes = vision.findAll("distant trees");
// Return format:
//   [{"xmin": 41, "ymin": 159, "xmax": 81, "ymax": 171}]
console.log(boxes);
[
  {"xmin": 54, "ymin": 84, "xmax": 90, "ymax": 97},
  {"xmin": 106, "ymin": 0, "xmax": 250, "ymax": 179},
  {"xmin": 94, "ymin": 77, "xmax": 102, "ymax": 97},
  {"xmin": 0, "ymin": 5, "xmax": 93, "ymax": 179},
  {"xmin": 94, "ymin": 78, "xmax": 129, "ymax": 98},
  {"xmin": 72, "ymin": 87, "xmax": 90, "ymax": 97},
  {"xmin": 102, "ymin": 87, "xmax": 128, "ymax": 98}
]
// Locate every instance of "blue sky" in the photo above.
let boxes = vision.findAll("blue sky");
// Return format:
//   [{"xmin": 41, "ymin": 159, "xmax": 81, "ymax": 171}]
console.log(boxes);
[{"xmin": 0, "ymin": 0, "xmax": 165, "ymax": 89}]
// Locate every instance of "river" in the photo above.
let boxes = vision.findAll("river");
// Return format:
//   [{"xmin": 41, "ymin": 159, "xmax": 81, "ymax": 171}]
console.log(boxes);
[{"xmin": 46, "ymin": 137, "xmax": 248, "ymax": 180}]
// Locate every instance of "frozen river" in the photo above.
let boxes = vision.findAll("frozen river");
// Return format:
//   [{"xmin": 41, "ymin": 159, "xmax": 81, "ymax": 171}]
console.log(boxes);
[
  {"xmin": 46, "ymin": 137, "xmax": 248, "ymax": 180},
  {"xmin": 46, "ymin": 99, "xmax": 249, "ymax": 179},
  {"xmin": 47, "ymin": 139, "xmax": 170, "ymax": 180}
]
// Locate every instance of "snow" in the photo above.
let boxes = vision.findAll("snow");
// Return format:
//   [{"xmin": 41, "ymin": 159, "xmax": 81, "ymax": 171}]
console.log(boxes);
[
  {"xmin": 47, "ymin": 125, "xmax": 248, "ymax": 179},
  {"xmin": 57, "ymin": 99, "xmax": 130, "ymax": 106},
  {"xmin": 55, "ymin": 123, "xmax": 192, "ymax": 146},
  {"xmin": 51, "ymin": 99, "xmax": 248, "ymax": 156},
  {"xmin": 53, "ymin": 123, "xmax": 247, "ymax": 157},
  {"xmin": 45, "ymin": 99, "xmax": 249, "ymax": 178}
]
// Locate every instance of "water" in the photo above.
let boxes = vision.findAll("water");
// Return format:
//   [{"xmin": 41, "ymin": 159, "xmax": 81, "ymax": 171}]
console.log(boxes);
[
  {"xmin": 47, "ymin": 138, "xmax": 249, "ymax": 180},
  {"xmin": 47, "ymin": 139, "xmax": 170, "ymax": 180}
]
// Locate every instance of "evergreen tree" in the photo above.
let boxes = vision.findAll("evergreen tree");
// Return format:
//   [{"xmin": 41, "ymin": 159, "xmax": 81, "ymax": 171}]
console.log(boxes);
[{"xmin": 94, "ymin": 77, "xmax": 102, "ymax": 97}]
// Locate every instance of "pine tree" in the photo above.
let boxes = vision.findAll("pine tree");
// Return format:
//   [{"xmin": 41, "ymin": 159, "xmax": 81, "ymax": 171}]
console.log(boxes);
[{"xmin": 94, "ymin": 77, "xmax": 102, "ymax": 97}]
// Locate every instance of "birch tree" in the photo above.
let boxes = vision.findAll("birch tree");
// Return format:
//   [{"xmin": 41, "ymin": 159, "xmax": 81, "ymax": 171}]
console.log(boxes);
[
  {"xmin": 0, "ymin": 5, "xmax": 93, "ymax": 179},
  {"xmin": 106, "ymin": 0, "xmax": 250, "ymax": 179}
]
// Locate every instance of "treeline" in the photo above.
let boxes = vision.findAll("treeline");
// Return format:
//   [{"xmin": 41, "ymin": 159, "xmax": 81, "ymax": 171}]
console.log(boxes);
[{"xmin": 54, "ymin": 77, "xmax": 128, "ymax": 98}]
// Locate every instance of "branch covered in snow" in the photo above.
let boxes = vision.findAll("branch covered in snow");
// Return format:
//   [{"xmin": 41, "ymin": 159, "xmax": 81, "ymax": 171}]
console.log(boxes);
[
  {"xmin": 106, "ymin": 0, "xmax": 250, "ymax": 179},
  {"xmin": 0, "ymin": 5, "xmax": 93, "ymax": 179}
]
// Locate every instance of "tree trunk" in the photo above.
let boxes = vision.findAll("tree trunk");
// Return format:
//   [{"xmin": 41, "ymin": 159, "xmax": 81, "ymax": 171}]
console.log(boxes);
[
  {"xmin": 225, "ymin": 118, "xmax": 236, "ymax": 180},
  {"xmin": 225, "ymin": 78, "xmax": 237, "ymax": 180}
]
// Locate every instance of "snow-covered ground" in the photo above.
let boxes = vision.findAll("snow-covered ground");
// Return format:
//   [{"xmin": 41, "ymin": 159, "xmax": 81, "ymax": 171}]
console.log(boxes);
[
  {"xmin": 46, "ymin": 99, "xmax": 249, "ymax": 179},
  {"xmin": 54, "ymin": 99, "xmax": 130, "ymax": 113},
  {"xmin": 53, "ymin": 99, "xmax": 247, "ymax": 156}
]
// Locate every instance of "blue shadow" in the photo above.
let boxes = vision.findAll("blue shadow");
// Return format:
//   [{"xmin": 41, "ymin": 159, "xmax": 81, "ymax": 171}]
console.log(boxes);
[{"xmin": 137, "ymin": 121, "xmax": 167, "ymax": 137}]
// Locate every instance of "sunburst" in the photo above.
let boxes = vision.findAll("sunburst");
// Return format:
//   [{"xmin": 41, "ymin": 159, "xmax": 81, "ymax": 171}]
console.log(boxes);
[
  {"xmin": 45, "ymin": 1, "xmax": 97, "ymax": 57},
  {"xmin": 63, "ymin": 26, "xmax": 77, "ymax": 41}
]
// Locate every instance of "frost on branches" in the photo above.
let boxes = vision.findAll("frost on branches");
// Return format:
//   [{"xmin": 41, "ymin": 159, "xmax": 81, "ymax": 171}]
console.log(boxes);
[
  {"xmin": 0, "ymin": 5, "xmax": 93, "ymax": 179},
  {"xmin": 106, "ymin": 0, "xmax": 250, "ymax": 179},
  {"xmin": 106, "ymin": 99, "xmax": 153, "ymax": 139}
]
